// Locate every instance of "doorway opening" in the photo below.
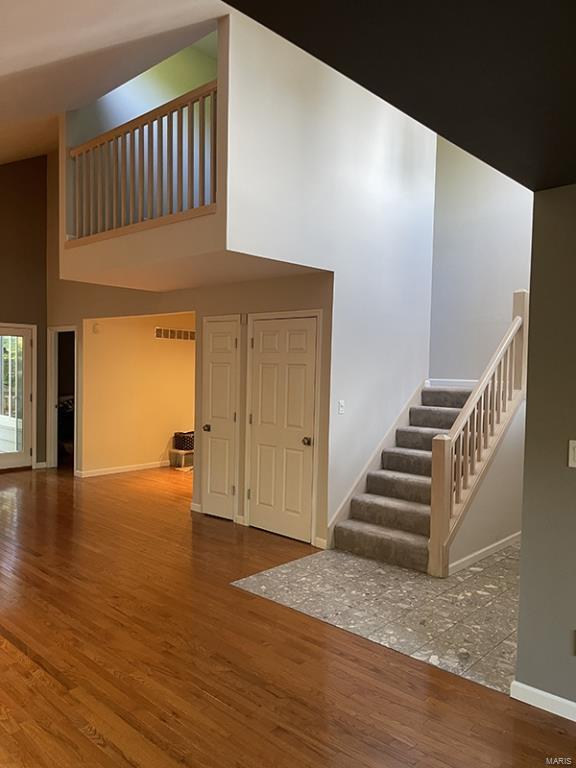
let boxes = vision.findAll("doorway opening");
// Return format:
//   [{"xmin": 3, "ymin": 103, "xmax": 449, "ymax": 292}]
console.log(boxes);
[
  {"xmin": 47, "ymin": 327, "xmax": 77, "ymax": 470},
  {"xmin": 57, "ymin": 331, "xmax": 75, "ymax": 468},
  {"xmin": 77, "ymin": 312, "xmax": 195, "ymax": 480}
]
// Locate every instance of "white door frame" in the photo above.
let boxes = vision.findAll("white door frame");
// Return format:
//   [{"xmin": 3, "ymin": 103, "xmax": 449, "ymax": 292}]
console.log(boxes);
[
  {"xmin": 244, "ymin": 309, "xmax": 323, "ymax": 545},
  {"xmin": 46, "ymin": 326, "xmax": 78, "ymax": 470},
  {"xmin": 199, "ymin": 314, "xmax": 241, "ymax": 522},
  {"xmin": 0, "ymin": 322, "xmax": 37, "ymax": 469}
]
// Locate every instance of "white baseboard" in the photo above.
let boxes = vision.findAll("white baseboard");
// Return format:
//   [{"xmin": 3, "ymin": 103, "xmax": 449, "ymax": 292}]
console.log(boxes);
[
  {"xmin": 328, "ymin": 381, "xmax": 425, "ymax": 543},
  {"xmin": 190, "ymin": 502, "xmax": 203, "ymax": 513},
  {"xmin": 33, "ymin": 461, "xmax": 47, "ymax": 470},
  {"xmin": 313, "ymin": 537, "xmax": 327, "ymax": 549},
  {"xmin": 510, "ymin": 680, "xmax": 576, "ymax": 723},
  {"xmin": 449, "ymin": 531, "xmax": 521, "ymax": 574},
  {"xmin": 426, "ymin": 378, "xmax": 478, "ymax": 389},
  {"xmin": 75, "ymin": 460, "xmax": 170, "ymax": 478}
]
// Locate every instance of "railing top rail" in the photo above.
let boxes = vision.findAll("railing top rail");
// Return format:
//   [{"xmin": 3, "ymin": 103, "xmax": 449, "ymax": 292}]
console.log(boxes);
[
  {"xmin": 445, "ymin": 315, "xmax": 523, "ymax": 441},
  {"xmin": 70, "ymin": 79, "xmax": 217, "ymax": 158}
]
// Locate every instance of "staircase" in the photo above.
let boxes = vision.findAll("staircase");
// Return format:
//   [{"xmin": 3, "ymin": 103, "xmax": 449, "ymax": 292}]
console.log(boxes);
[{"xmin": 333, "ymin": 387, "xmax": 472, "ymax": 573}]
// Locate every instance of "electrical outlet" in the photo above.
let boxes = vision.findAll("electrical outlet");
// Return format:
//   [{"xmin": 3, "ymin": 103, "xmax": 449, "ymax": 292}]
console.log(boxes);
[
  {"xmin": 568, "ymin": 441, "xmax": 576, "ymax": 468},
  {"xmin": 337, "ymin": 399, "xmax": 345, "ymax": 415}
]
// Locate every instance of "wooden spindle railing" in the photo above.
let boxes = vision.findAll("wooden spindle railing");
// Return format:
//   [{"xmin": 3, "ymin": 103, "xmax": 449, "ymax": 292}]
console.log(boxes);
[
  {"xmin": 69, "ymin": 80, "xmax": 217, "ymax": 242},
  {"xmin": 428, "ymin": 290, "xmax": 529, "ymax": 577}
]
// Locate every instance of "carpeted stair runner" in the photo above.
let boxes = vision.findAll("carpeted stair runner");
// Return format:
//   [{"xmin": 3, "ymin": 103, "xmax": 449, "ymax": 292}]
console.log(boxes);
[{"xmin": 334, "ymin": 387, "xmax": 472, "ymax": 572}]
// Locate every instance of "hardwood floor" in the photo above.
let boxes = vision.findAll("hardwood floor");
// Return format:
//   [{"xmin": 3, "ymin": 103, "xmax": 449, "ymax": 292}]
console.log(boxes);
[{"xmin": 0, "ymin": 468, "xmax": 573, "ymax": 767}]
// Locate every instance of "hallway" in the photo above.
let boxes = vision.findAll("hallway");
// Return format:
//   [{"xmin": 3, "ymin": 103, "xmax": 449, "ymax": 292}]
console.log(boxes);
[{"xmin": 0, "ymin": 468, "xmax": 573, "ymax": 766}]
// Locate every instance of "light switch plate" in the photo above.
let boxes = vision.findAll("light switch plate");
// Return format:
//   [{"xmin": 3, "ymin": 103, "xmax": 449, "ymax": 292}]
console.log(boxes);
[
  {"xmin": 568, "ymin": 440, "xmax": 576, "ymax": 468},
  {"xmin": 337, "ymin": 399, "xmax": 345, "ymax": 415}
]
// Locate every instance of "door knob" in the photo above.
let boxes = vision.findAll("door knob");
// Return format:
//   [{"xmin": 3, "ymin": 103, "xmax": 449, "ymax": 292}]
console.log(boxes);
[
  {"xmin": 202, "ymin": 424, "xmax": 212, "ymax": 432},
  {"xmin": 302, "ymin": 436, "xmax": 312, "ymax": 446}
]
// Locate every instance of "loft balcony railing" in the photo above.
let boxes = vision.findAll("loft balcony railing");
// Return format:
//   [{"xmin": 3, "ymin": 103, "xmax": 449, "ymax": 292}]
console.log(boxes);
[{"xmin": 68, "ymin": 80, "xmax": 217, "ymax": 243}]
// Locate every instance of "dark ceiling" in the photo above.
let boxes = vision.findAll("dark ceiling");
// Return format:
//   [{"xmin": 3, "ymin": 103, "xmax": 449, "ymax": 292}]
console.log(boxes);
[{"xmin": 226, "ymin": 0, "xmax": 576, "ymax": 191}]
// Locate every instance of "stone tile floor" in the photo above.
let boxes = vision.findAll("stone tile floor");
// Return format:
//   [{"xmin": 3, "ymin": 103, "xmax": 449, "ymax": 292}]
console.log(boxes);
[{"xmin": 234, "ymin": 541, "xmax": 520, "ymax": 693}]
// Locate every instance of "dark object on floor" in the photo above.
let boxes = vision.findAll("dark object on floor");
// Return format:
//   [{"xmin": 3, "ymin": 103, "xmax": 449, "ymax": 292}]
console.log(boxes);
[{"xmin": 174, "ymin": 431, "xmax": 194, "ymax": 450}]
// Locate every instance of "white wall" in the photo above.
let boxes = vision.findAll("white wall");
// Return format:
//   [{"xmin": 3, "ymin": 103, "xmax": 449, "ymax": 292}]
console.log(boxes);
[
  {"xmin": 450, "ymin": 402, "xmax": 525, "ymax": 567},
  {"xmin": 430, "ymin": 138, "xmax": 533, "ymax": 378},
  {"xmin": 225, "ymin": 13, "xmax": 437, "ymax": 522}
]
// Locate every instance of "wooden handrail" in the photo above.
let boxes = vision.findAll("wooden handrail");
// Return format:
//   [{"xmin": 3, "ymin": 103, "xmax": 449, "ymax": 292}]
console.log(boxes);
[
  {"xmin": 447, "ymin": 316, "xmax": 522, "ymax": 440},
  {"xmin": 428, "ymin": 289, "xmax": 529, "ymax": 577},
  {"xmin": 70, "ymin": 80, "xmax": 217, "ymax": 157},
  {"xmin": 68, "ymin": 81, "xmax": 218, "ymax": 241}
]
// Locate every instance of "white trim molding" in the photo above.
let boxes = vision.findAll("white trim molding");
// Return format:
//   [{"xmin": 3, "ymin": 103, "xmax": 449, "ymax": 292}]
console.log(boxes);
[
  {"xmin": 190, "ymin": 502, "xmax": 203, "ymax": 513},
  {"xmin": 425, "ymin": 378, "xmax": 478, "ymax": 389},
  {"xmin": 75, "ymin": 460, "xmax": 170, "ymax": 478},
  {"xmin": 510, "ymin": 681, "xmax": 576, "ymax": 723},
  {"xmin": 449, "ymin": 531, "xmax": 521, "ymax": 575},
  {"xmin": 313, "ymin": 537, "xmax": 327, "ymax": 550},
  {"xmin": 33, "ymin": 461, "xmax": 48, "ymax": 470}
]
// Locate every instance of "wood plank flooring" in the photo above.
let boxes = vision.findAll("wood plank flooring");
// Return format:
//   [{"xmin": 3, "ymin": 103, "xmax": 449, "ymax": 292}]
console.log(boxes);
[{"xmin": 0, "ymin": 467, "xmax": 573, "ymax": 767}]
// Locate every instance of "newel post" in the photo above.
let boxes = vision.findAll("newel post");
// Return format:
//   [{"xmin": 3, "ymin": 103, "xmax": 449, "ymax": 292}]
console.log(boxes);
[
  {"xmin": 428, "ymin": 435, "xmax": 452, "ymax": 578},
  {"xmin": 513, "ymin": 289, "xmax": 529, "ymax": 392}
]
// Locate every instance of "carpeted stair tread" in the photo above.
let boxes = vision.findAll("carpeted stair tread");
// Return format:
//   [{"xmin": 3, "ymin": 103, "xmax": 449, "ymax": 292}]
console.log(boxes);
[
  {"xmin": 410, "ymin": 405, "xmax": 460, "ymax": 429},
  {"xmin": 381, "ymin": 446, "xmax": 432, "ymax": 476},
  {"xmin": 334, "ymin": 384, "xmax": 471, "ymax": 572},
  {"xmin": 351, "ymin": 493, "xmax": 431, "ymax": 535},
  {"xmin": 421, "ymin": 387, "xmax": 473, "ymax": 408},
  {"xmin": 366, "ymin": 469, "xmax": 431, "ymax": 504},
  {"xmin": 334, "ymin": 519, "xmax": 429, "ymax": 572},
  {"xmin": 396, "ymin": 426, "xmax": 449, "ymax": 450}
]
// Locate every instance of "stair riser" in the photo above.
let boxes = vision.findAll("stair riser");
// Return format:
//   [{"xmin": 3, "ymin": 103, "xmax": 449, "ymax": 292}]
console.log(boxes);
[
  {"xmin": 334, "ymin": 527, "xmax": 428, "ymax": 572},
  {"xmin": 421, "ymin": 389, "xmax": 472, "ymax": 408},
  {"xmin": 396, "ymin": 428, "xmax": 446, "ymax": 451},
  {"xmin": 367, "ymin": 474, "xmax": 431, "ymax": 504},
  {"xmin": 410, "ymin": 406, "xmax": 459, "ymax": 429},
  {"xmin": 381, "ymin": 451, "xmax": 431, "ymax": 477},
  {"xmin": 350, "ymin": 498, "xmax": 430, "ymax": 536}
]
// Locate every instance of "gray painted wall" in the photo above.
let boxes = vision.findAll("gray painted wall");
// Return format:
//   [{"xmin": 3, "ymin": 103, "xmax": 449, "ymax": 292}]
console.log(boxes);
[
  {"xmin": 0, "ymin": 156, "xmax": 47, "ymax": 462},
  {"xmin": 516, "ymin": 183, "xmax": 576, "ymax": 703},
  {"xmin": 430, "ymin": 138, "xmax": 533, "ymax": 379}
]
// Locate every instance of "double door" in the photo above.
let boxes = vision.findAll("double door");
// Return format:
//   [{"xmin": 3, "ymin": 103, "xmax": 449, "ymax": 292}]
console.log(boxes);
[{"xmin": 201, "ymin": 315, "xmax": 318, "ymax": 542}]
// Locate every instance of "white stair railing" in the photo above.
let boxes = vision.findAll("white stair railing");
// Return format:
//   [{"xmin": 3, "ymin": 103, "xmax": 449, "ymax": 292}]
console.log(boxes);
[{"xmin": 428, "ymin": 290, "xmax": 529, "ymax": 577}]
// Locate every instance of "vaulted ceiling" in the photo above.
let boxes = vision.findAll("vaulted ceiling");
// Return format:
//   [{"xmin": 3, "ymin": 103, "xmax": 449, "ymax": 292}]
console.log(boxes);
[
  {"xmin": 0, "ymin": 0, "xmax": 227, "ymax": 165},
  {"xmin": 226, "ymin": 0, "xmax": 576, "ymax": 191}
]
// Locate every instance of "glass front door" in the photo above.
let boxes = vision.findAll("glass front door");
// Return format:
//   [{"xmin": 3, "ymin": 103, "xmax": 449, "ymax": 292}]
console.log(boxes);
[{"xmin": 0, "ymin": 328, "xmax": 32, "ymax": 468}]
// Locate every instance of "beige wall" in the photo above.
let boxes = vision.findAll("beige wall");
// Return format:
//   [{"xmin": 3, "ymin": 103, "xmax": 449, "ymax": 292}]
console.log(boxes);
[
  {"xmin": 81, "ymin": 313, "xmax": 195, "ymax": 473},
  {"xmin": 516, "ymin": 183, "xmax": 576, "ymax": 706},
  {"xmin": 0, "ymin": 156, "xmax": 48, "ymax": 462}
]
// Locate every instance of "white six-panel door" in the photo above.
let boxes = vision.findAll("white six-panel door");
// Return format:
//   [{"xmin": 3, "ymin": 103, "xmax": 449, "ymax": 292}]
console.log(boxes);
[
  {"xmin": 248, "ymin": 317, "xmax": 317, "ymax": 542},
  {"xmin": 200, "ymin": 317, "xmax": 240, "ymax": 520}
]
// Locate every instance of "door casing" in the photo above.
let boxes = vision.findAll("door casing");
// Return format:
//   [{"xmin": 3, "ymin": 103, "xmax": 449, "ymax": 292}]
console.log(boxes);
[
  {"xmin": 244, "ymin": 310, "xmax": 323, "ymax": 545},
  {"xmin": 0, "ymin": 322, "xmax": 37, "ymax": 469}
]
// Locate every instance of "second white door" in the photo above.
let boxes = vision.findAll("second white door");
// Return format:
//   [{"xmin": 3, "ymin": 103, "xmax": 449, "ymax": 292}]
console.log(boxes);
[
  {"xmin": 201, "ymin": 317, "xmax": 239, "ymax": 520},
  {"xmin": 248, "ymin": 316, "xmax": 317, "ymax": 542}
]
